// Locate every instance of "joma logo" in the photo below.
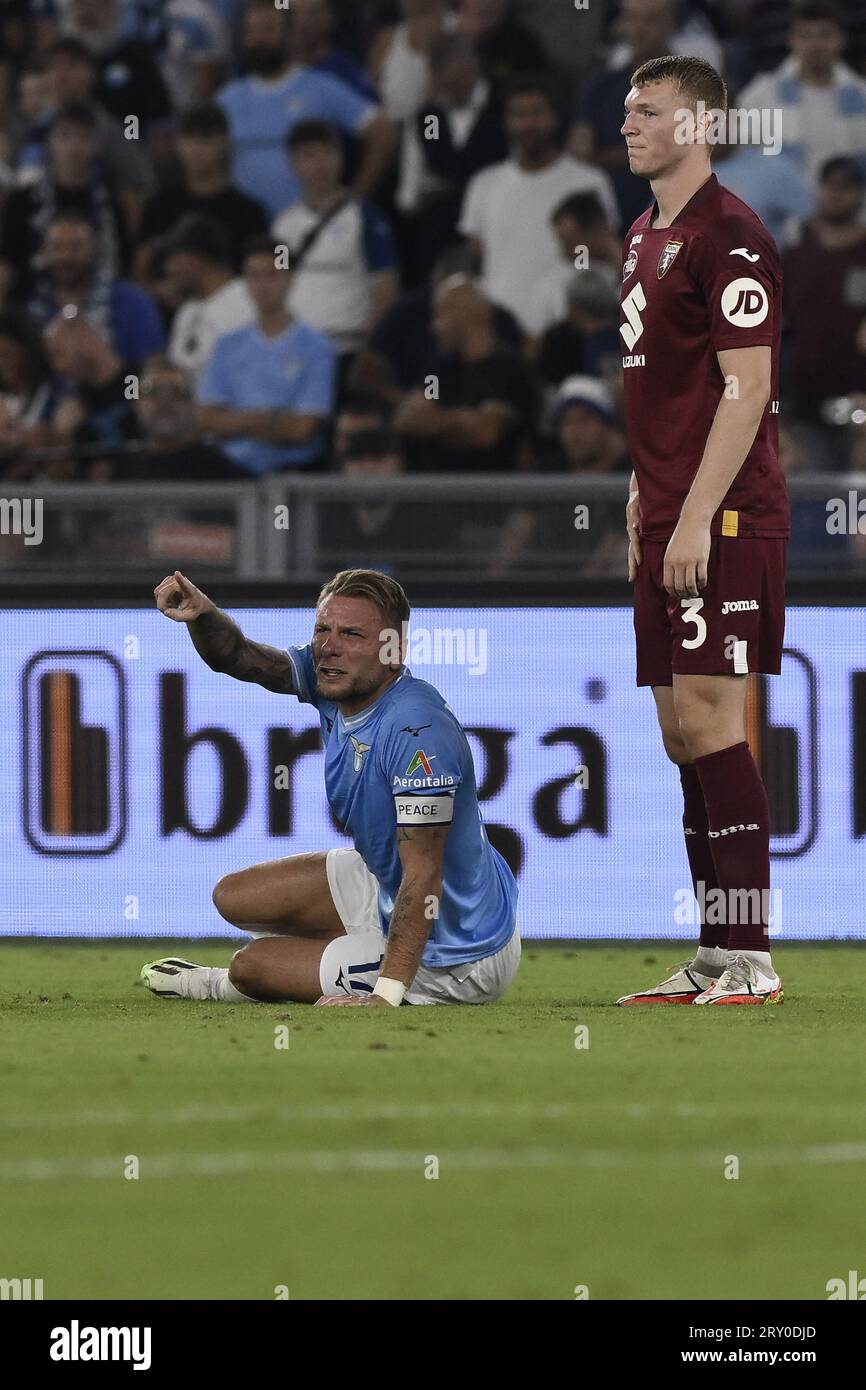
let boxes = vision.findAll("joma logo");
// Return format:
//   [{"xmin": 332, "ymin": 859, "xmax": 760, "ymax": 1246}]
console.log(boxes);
[
  {"xmin": 708, "ymin": 823, "xmax": 760, "ymax": 838},
  {"xmin": 722, "ymin": 599, "xmax": 759, "ymax": 614}
]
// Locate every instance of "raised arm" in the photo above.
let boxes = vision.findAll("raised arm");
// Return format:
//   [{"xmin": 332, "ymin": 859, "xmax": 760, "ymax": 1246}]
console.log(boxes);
[{"xmin": 153, "ymin": 571, "xmax": 296, "ymax": 694}]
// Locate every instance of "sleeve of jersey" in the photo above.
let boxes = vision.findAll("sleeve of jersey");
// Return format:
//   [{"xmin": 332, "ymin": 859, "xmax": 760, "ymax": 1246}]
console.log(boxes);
[
  {"xmin": 383, "ymin": 712, "xmax": 463, "ymax": 827},
  {"xmin": 283, "ymin": 644, "xmax": 318, "ymax": 707},
  {"xmin": 690, "ymin": 227, "xmax": 779, "ymax": 353}
]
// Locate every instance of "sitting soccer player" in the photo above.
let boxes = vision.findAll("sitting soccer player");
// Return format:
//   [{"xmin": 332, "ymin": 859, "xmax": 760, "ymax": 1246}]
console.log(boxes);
[{"xmin": 142, "ymin": 568, "xmax": 519, "ymax": 1007}]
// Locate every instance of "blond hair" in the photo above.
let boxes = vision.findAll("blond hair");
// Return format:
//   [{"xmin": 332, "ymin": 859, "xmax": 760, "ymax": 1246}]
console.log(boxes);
[{"xmin": 316, "ymin": 569, "xmax": 411, "ymax": 633}]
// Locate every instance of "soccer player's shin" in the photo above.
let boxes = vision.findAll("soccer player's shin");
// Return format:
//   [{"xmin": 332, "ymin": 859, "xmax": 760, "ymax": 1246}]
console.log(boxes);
[
  {"xmin": 694, "ymin": 740, "xmax": 773, "ymax": 959},
  {"xmin": 679, "ymin": 762, "xmax": 726, "ymax": 973}
]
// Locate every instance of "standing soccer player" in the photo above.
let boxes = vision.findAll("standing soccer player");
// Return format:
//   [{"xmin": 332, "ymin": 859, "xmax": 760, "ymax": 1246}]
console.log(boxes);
[
  {"xmin": 615, "ymin": 57, "xmax": 789, "ymax": 1006},
  {"xmin": 141, "ymin": 568, "xmax": 519, "ymax": 1008}
]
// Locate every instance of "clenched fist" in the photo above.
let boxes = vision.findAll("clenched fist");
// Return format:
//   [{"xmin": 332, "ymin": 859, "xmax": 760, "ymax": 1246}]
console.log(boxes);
[{"xmin": 153, "ymin": 571, "xmax": 215, "ymax": 624}]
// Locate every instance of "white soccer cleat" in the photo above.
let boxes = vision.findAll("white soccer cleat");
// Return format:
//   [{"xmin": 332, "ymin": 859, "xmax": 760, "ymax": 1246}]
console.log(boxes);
[
  {"xmin": 140, "ymin": 957, "xmax": 215, "ymax": 1001},
  {"xmin": 693, "ymin": 954, "xmax": 783, "ymax": 1006},
  {"xmin": 615, "ymin": 960, "xmax": 717, "ymax": 1006}
]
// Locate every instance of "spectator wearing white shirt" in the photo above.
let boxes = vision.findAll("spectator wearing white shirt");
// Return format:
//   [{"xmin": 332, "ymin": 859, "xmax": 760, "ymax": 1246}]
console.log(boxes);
[
  {"xmin": 272, "ymin": 121, "xmax": 399, "ymax": 357},
  {"xmin": 736, "ymin": 1, "xmax": 866, "ymax": 186},
  {"xmin": 459, "ymin": 73, "xmax": 618, "ymax": 334},
  {"xmin": 369, "ymin": 0, "xmax": 456, "ymax": 124},
  {"xmin": 532, "ymin": 190, "xmax": 622, "ymax": 340},
  {"xmin": 162, "ymin": 216, "xmax": 256, "ymax": 383}
]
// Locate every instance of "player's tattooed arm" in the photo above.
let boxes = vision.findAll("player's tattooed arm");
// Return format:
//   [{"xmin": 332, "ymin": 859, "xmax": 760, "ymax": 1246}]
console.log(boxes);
[
  {"xmin": 191, "ymin": 611, "xmax": 296, "ymax": 693},
  {"xmin": 154, "ymin": 571, "xmax": 296, "ymax": 693},
  {"xmin": 383, "ymin": 822, "xmax": 450, "ymax": 986}
]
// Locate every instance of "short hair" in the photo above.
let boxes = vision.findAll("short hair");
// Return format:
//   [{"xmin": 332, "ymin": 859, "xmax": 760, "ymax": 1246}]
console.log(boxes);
[
  {"xmin": 630, "ymin": 55, "xmax": 728, "ymax": 116},
  {"xmin": 162, "ymin": 215, "xmax": 233, "ymax": 266},
  {"xmin": 819, "ymin": 155, "xmax": 866, "ymax": 186},
  {"xmin": 342, "ymin": 426, "xmax": 400, "ymax": 463},
  {"xmin": 242, "ymin": 233, "xmax": 282, "ymax": 264},
  {"xmin": 47, "ymin": 36, "xmax": 97, "ymax": 67},
  {"xmin": 48, "ymin": 101, "xmax": 99, "ymax": 135},
  {"xmin": 45, "ymin": 208, "xmax": 97, "ymax": 236},
  {"xmin": 552, "ymin": 191, "xmax": 607, "ymax": 227},
  {"xmin": 792, "ymin": 1, "xmax": 842, "ymax": 24},
  {"xmin": 316, "ymin": 569, "xmax": 410, "ymax": 633},
  {"xmin": 287, "ymin": 119, "xmax": 341, "ymax": 152},
  {"xmin": 140, "ymin": 352, "xmax": 186, "ymax": 378},
  {"xmin": 505, "ymin": 71, "xmax": 565, "ymax": 116},
  {"xmin": 429, "ymin": 33, "xmax": 479, "ymax": 74},
  {"xmin": 178, "ymin": 103, "xmax": 229, "ymax": 138}
]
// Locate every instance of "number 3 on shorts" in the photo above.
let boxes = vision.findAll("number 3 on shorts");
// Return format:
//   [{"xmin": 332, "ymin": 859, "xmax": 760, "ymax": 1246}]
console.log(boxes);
[{"xmin": 680, "ymin": 597, "xmax": 707, "ymax": 649}]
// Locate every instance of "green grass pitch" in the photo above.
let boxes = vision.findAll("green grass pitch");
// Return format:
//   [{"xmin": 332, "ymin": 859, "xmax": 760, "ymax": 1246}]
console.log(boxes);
[{"xmin": 0, "ymin": 940, "xmax": 863, "ymax": 1301}]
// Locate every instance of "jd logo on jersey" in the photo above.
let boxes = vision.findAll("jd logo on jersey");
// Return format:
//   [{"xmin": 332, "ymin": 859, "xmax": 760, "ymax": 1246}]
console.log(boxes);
[
  {"xmin": 405, "ymin": 750, "xmax": 434, "ymax": 777},
  {"xmin": 657, "ymin": 239, "xmax": 683, "ymax": 278},
  {"xmin": 721, "ymin": 277, "xmax": 768, "ymax": 326}
]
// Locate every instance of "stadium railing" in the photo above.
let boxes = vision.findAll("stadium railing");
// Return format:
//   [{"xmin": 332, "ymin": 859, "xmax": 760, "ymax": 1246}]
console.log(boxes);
[{"xmin": 1, "ymin": 473, "xmax": 864, "ymax": 599}]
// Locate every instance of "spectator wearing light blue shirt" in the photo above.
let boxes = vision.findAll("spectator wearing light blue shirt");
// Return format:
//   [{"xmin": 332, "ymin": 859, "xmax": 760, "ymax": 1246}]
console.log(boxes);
[
  {"xmin": 197, "ymin": 234, "xmax": 337, "ymax": 474},
  {"xmin": 714, "ymin": 141, "xmax": 815, "ymax": 249},
  {"xmin": 215, "ymin": 0, "xmax": 396, "ymax": 219}
]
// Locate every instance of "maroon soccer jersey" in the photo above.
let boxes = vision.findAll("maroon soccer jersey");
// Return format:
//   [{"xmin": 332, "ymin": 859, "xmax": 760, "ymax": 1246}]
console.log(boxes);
[{"xmin": 619, "ymin": 172, "xmax": 789, "ymax": 542}]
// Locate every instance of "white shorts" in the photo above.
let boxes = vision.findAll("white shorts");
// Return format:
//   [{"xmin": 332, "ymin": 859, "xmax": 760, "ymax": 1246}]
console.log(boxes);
[{"xmin": 319, "ymin": 848, "xmax": 520, "ymax": 1006}]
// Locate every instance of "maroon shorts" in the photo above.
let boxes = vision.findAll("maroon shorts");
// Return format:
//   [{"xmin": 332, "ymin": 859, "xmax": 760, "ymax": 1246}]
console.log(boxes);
[{"xmin": 634, "ymin": 535, "xmax": 787, "ymax": 687}]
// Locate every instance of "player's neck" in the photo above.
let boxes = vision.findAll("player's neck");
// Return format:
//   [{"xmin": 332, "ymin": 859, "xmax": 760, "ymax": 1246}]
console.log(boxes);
[
  {"xmin": 649, "ymin": 164, "xmax": 713, "ymax": 230},
  {"xmin": 338, "ymin": 668, "xmax": 402, "ymax": 717}
]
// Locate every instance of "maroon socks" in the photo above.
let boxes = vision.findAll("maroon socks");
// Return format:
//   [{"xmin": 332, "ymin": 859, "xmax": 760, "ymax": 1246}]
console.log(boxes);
[{"xmin": 693, "ymin": 741, "xmax": 771, "ymax": 953}]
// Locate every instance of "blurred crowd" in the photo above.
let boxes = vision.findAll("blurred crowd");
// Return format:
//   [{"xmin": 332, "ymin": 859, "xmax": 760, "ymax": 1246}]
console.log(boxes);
[{"xmin": 1, "ymin": 0, "xmax": 865, "ymax": 575}]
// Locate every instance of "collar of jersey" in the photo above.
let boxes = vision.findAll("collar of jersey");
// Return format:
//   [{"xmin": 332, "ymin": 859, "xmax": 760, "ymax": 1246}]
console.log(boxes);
[{"xmin": 338, "ymin": 668, "xmax": 409, "ymax": 733}]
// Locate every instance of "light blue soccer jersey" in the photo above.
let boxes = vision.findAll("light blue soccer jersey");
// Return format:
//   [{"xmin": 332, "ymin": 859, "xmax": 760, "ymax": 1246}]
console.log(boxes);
[{"xmin": 285, "ymin": 645, "xmax": 518, "ymax": 968}]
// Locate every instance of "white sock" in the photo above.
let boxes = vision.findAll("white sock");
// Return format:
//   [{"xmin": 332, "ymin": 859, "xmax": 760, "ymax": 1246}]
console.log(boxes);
[
  {"xmin": 694, "ymin": 946, "xmax": 727, "ymax": 976},
  {"xmin": 209, "ymin": 968, "xmax": 258, "ymax": 1003},
  {"xmin": 737, "ymin": 950, "xmax": 774, "ymax": 976}
]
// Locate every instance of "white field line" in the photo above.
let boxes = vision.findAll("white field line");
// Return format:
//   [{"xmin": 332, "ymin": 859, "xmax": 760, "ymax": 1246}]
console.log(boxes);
[
  {"xmin": 1, "ymin": 1142, "xmax": 866, "ymax": 1184},
  {"xmin": 1, "ymin": 1099, "xmax": 865, "ymax": 1133}
]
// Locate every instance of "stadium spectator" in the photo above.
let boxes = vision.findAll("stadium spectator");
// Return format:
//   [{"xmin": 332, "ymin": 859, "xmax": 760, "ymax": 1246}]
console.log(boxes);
[
  {"xmin": 0, "ymin": 307, "xmax": 78, "ymax": 477},
  {"xmin": 397, "ymin": 34, "xmax": 509, "ymax": 276},
  {"xmin": 39, "ymin": 38, "xmax": 154, "ymax": 222},
  {"xmin": 333, "ymin": 395, "xmax": 391, "ymax": 462},
  {"xmin": 197, "ymin": 235, "xmax": 337, "ymax": 474},
  {"xmin": 604, "ymin": 0, "xmax": 725, "ymax": 73},
  {"xmin": 217, "ymin": 0, "xmax": 395, "ymax": 219},
  {"xmin": 349, "ymin": 247, "xmax": 522, "ymax": 411},
  {"xmin": 28, "ymin": 210, "xmax": 165, "ymax": 367},
  {"xmin": 272, "ymin": 121, "xmax": 399, "ymax": 358},
  {"xmin": 459, "ymin": 73, "xmax": 618, "ymax": 333},
  {"xmin": 392, "ymin": 276, "xmax": 535, "ymax": 471},
  {"xmin": 545, "ymin": 375, "xmax": 629, "ymax": 473},
  {"xmin": 536, "ymin": 265, "xmax": 623, "ymax": 393},
  {"xmin": 321, "ymin": 425, "xmax": 449, "ymax": 577},
  {"xmin": 136, "ymin": 104, "xmax": 268, "ymax": 281},
  {"xmin": 782, "ymin": 156, "xmax": 866, "ymax": 464},
  {"xmin": 736, "ymin": 1, "xmax": 866, "ymax": 184},
  {"xmin": 487, "ymin": 374, "xmax": 630, "ymax": 579},
  {"xmin": 570, "ymin": 0, "xmax": 680, "ymax": 230},
  {"xmin": 41, "ymin": 309, "xmax": 134, "ymax": 471},
  {"xmin": 0, "ymin": 104, "xmax": 129, "ymax": 307},
  {"xmin": 532, "ymin": 191, "xmax": 622, "ymax": 339},
  {"xmin": 712, "ymin": 134, "xmax": 815, "ymax": 248},
  {"xmin": 369, "ymin": 0, "xmax": 456, "ymax": 124},
  {"xmin": 289, "ymin": 0, "xmax": 378, "ymax": 101},
  {"xmin": 125, "ymin": 354, "xmax": 246, "ymax": 480},
  {"xmin": 161, "ymin": 216, "xmax": 256, "ymax": 384},
  {"xmin": 455, "ymin": 0, "xmax": 549, "ymax": 91},
  {"xmin": 55, "ymin": 0, "xmax": 173, "ymax": 144},
  {"xmin": 158, "ymin": 0, "xmax": 230, "ymax": 111}
]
